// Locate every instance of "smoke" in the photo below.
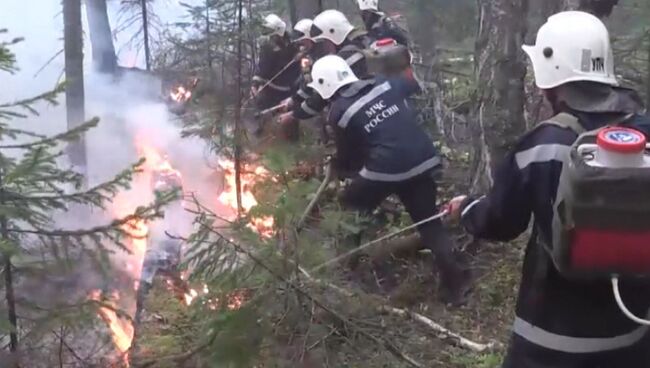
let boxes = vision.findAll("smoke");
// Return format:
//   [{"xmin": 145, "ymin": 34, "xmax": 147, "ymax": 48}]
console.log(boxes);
[
  {"xmin": 1, "ymin": 1, "xmax": 215, "ymax": 299},
  {"xmin": 1, "ymin": 0, "xmax": 213, "ymax": 209}
]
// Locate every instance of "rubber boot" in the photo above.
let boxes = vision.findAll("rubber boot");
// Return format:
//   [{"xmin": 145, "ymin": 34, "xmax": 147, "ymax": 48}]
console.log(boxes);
[{"xmin": 437, "ymin": 259, "xmax": 473, "ymax": 307}]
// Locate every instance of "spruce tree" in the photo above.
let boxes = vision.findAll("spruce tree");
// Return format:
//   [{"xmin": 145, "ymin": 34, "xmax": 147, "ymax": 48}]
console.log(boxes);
[{"xmin": 0, "ymin": 31, "xmax": 173, "ymax": 366}]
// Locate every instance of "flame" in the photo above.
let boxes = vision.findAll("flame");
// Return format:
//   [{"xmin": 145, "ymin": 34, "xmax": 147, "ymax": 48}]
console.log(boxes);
[
  {"xmin": 217, "ymin": 159, "xmax": 274, "ymax": 237},
  {"xmin": 184, "ymin": 289, "xmax": 199, "ymax": 306},
  {"xmin": 94, "ymin": 142, "xmax": 183, "ymax": 360},
  {"xmin": 183, "ymin": 284, "xmax": 212, "ymax": 306},
  {"xmin": 169, "ymin": 85, "xmax": 192, "ymax": 103},
  {"xmin": 90, "ymin": 290, "xmax": 134, "ymax": 363},
  {"xmin": 93, "ymin": 138, "xmax": 266, "ymax": 361},
  {"xmin": 195, "ymin": 289, "xmax": 248, "ymax": 311}
]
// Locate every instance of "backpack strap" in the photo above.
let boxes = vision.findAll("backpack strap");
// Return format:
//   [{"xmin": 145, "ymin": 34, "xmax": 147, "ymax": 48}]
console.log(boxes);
[{"xmin": 540, "ymin": 112, "xmax": 586, "ymax": 135}]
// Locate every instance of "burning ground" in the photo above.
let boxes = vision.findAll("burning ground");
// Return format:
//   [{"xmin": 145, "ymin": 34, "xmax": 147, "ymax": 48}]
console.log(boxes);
[
  {"xmin": 0, "ymin": 64, "xmax": 279, "ymax": 366},
  {"xmin": 1, "ymin": 67, "xmax": 521, "ymax": 368}
]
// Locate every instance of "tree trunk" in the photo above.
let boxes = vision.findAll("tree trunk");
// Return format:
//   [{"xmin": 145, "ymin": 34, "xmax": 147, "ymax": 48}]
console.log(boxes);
[
  {"xmin": 63, "ymin": 0, "xmax": 87, "ymax": 176},
  {"xmin": 141, "ymin": 0, "xmax": 151, "ymax": 70},
  {"xmin": 566, "ymin": 0, "xmax": 619, "ymax": 18},
  {"xmin": 235, "ymin": 0, "xmax": 244, "ymax": 215},
  {"xmin": 472, "ymin": 0, "xmax": 529, "ymax": 192},
  {"xmin": 647, "ymin": 32, "xmax": 650, "ymax": 110},
  {"xmin": 205, "ymin": 0, "xmax": 212, "ymax": 69},
  {"xmin": 288, "ymin": 0, "xmax": 298, "ymax": 26},
  {"xmin": 289, "ymin": 0, "xmax": 322, "ymax": 25},
  {"xmin": 85, "ymin": 0, "xmax": 117, "ymax": 73},
  {"xmin": 525, "ymin": 0, "xmax": 566, "ymax": 127},
  {"xmin": 0, "ymin": 170, "xmax": 18, "ymax": 358}
]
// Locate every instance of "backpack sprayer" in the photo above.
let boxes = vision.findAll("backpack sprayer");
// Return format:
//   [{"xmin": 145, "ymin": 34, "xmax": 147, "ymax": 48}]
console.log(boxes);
[
  {"xmin": 364, "ymin": 38, "xmax": 411, "ymax": 76},
  {"xmin": 548, "ymin": 120, "xmax": 650, "ymax": 325}
]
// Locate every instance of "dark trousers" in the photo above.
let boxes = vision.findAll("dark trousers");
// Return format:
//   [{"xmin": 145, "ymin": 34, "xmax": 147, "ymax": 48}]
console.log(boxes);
[
  {"xmin": 502, "ymin": 333, "xmax": 650, "ymax": 368},
  {"xmin": 339, "ymin": 171, "xmax": 458, "ymax": 273}
]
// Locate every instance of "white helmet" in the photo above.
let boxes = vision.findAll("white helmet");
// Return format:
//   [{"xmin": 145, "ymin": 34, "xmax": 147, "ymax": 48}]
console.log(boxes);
[
  {"xmin": 357, "ymin": 0, "xmax": 379, "ymax": 12},
  {"xmin": 308, "ymin": 55, "xmax": 359, "ymax": 99},
  {"xmin": 522, "ymin": 11, "xmax": 617, "ymax": 89},
  {"xmin": 292, "ymin": 19, "xmax": 313, "ymax": 42},
  {"xmin": 311, "ymin": 10, "xmax": 354, "ymax": 46},
  {"xmin": 262, "ymin": 14, "xmax": 287, "ymax": 37}
]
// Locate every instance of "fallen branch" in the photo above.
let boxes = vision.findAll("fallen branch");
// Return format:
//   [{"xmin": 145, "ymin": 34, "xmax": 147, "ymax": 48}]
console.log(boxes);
[
  {"xmin": 381, "ymin": 307, "xmax": 499, "ymax": 353},
  {"xmin": 297, "ymin": 267, "xmax": 497, "ymax": 353},
  {"xmin": 197, "ymin": 224, "xmax": 425, "ymax": 368}
]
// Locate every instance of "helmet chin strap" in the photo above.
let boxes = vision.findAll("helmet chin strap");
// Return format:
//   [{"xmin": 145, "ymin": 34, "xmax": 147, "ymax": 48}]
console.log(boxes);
[{"xmin": 612, "ymin": 275, "xmax": 650, "ymax": 325}]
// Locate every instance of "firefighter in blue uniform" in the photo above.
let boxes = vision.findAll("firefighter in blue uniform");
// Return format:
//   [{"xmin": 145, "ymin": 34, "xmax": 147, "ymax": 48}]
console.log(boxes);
[
  {"xmin": 278, "ymin": 10, "xmax": 371, "ymax": 127},
  {"xmin": 447, "ymin": 11, "xmax": 650, "ymax": 367},
  {"xmin": 309, "ymin": 55, "xmax": 472, "ymax": 305},
  {"xmin": 252, "ymin": 14, "xmax": 301, "ymax": 111},
  {"xmin": 282, "ymin": 19, "xmax": 316, "ymax": 115},
  {"xmin": 356, "ymin": 0, "xmax": 408, "ymax": 46}
]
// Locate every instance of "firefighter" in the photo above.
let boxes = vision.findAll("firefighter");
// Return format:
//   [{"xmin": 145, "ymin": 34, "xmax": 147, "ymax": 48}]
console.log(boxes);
[
  {"xmin": 447, "ymin": 11, "xmax": 650, "ymax": 367},
  {"xmin": 292, "ymin": 18, "xmax": 314, "ymax": 52},
  {"xmin": 288, "ymin": 19, "xmax": 316, "ymax": 108},
  {"xmin": 278, "ymin": 9, "xmax": 371, "ymax": 127},
  {"xmin": 309, "ymin": 55, "xmax": 472, "ymax": 305},
  {"xmin": 252, "ymin": 14, "xmax": 301, "ymax": 111},
  {"xmin": 357, "ymin": 0, "xmax": 409, "ymax": 46}
]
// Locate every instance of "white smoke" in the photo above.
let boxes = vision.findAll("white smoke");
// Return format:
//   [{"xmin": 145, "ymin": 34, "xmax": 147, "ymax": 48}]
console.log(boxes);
[
  {"xmin": 1, "ymin": 0, "xmax": 212, "ymax": 209},
  {"xmin": 1, "ymin": 1, "xmax": 215, "ymax": 289}
]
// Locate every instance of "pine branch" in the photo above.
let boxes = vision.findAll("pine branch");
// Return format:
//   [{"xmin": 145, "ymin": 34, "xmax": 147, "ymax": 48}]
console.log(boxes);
[
  {"xmin": 5, "ymin": 159, "xmax": 145, "ymax": 208},
  {"xmin": 0, "ymin": 118, "xmax": 99, "ymax": 150},
  {"xmin": 0, "ymin": 127, "xmax": 47, "ymax": 140},
  {"xmin": 0, "ymin": 30, "xmax": 22, "ymax": 73},
  {"xmin": 186, "ymin": 218, "xmax": 424, "ymax": 368},
  {"xmin": 7, "ymin": 201, "xmax": 165, "ymax": 242},
  {"xmin": 0, "ymin": 84, "xmax": 63, "ymax": 113}
]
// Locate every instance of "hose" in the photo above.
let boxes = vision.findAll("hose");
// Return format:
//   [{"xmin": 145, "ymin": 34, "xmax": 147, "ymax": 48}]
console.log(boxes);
[
  {"xmin": 612, "ymin": 275, "xmax": 650, "ymax": 325},
  {"xmin": 245, "ymin": 58, "xmax": 298, "ymax": 108},
  {"xmin": 297, "ymin": 162, "xmax": 333, "ymax": 231},
  {"xmin": 309, "ymin": 209, "xmax": 449, "ymax": 273}
]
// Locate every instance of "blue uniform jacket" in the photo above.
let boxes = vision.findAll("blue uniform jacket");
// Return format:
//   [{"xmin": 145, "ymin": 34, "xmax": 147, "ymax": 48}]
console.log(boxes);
[{"xmin": 326, "ymin": 76, "xmax": 440, "ymax": 182}]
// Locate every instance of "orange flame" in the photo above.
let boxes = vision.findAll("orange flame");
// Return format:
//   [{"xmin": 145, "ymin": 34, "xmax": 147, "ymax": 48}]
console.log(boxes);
[
  {"xmin": 94, "ymin": 142, "xmax": 182, "ymax": 360},
  {"xmin": 95, "ymin": 139, "xmax": 266, "ymax": 361},
  {"xmin": 184, "ymin": 289, "xmax": 199, "ymax": 306},
  {"xmin": 217, "ymin": 159, "xmax": 274, "ymax": 237},
  {"xmin": 90, "ymin": 290, "xmax": 134, "ymax": 363},
  {"xmin": 170, "ymin": 85, "xmax": 192, "ymax": 103}
]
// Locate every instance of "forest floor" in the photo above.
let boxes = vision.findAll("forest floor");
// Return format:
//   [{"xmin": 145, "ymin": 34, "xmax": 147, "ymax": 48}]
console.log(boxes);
[
  {"xmin": 133, "ymin": 231, "xmax": 524, "ymax": 368},
  {"xmin": 130, "ymin": 123, "xmax": 525, "ymax": 368}
]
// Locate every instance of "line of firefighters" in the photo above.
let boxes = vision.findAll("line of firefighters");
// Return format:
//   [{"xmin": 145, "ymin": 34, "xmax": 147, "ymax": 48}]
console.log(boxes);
[{"xmin": 250, "ymin": 1, "xmax": 650, "ymax": 367}]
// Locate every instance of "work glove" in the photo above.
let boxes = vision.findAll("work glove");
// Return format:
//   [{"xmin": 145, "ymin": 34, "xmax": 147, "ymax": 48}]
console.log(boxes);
[
  {"xmin": 250, "ymin": 85, "xmax": 260, "ymax": 99},
  {"xmin": 278, "ymin": 98, "xmax": 294, "ymax": 113},
  {"xmin": 445, "ymin": 195, "xmax": 468, "ymax": 224},
  {"xmin": 276, "ymin": 111, "xmax": 296, "ymax": 127}
]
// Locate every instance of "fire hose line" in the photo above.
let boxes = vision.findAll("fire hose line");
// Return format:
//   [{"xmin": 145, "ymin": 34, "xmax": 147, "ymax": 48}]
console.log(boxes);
[
  {"xmin": 243, "ymin": 58, "xmax": 299, "ymax": 108},
  {"xmin": 612, "ymin": 276, "xmax": 650, "ymax": 325},
  {"xmin": 309, "ymin": 210, "xmax": 449, "ymax": 274}
]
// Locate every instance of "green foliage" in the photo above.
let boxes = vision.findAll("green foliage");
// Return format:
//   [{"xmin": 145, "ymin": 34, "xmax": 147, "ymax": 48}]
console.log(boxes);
[
  {"xmin": 0, "ymin": 31, "xmax": 174, "ymax": 360},
  {"xmin": 449, "ymin": 352, "xmax": 503, "ymax": 368},
  {"xmin": 0, "ymin": 29, "xmax": 21, "ymax": 73},
  {"xmin": 203, "ymin": 306, "xmax": 264, "ymax": 367}
]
